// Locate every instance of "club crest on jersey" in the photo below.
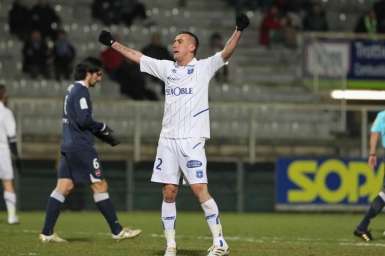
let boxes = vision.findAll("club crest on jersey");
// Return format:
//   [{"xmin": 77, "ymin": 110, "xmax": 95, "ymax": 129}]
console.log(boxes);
[
  {"xmin": 196, "ymin": 170, "xmax": 204, "ymax": 178},
  {"xmin": 187, "ymin": 68, "xmax": 194, "ymax": 74},
  {"xmin": 172, "ymin": 69, "xmax": 177, "ymax": 73},
  {"xmin": 187, "ymin": 160, "xmax": 202, "ymax": 168}
]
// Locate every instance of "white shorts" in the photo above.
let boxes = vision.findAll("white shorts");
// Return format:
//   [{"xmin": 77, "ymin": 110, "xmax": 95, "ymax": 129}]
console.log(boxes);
[
  {"xmin": 0, "ymin": 148, "xmax": 14, "ymax": 180},
  {"xmin": 151, "ymin": 137, "xmax": 207, "ymax": 185}
]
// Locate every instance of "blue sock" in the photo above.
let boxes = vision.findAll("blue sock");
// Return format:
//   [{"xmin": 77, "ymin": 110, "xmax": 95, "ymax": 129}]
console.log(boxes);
[
  {"xmin": 94, "ymin": 193, "xmax": 122, "ymax": 235},
  {"xmin": 42, "ymin": 190, "xmax": 65, "ymax": 235},
  {"xmin": 358, "ymin": 195, "xmax": 385, "ymax": 231}
]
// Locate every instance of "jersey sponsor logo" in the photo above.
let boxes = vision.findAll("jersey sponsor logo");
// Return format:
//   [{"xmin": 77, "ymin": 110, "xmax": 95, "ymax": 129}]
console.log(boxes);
[
  {"xmin": 80, "ymin": 97, "xmax": 88, "ymax": 109},
  {"xmin": 196, "ymin": 170, "xmax": 204, "ymax": 178},
  {"xmin": 165, "ymin": 87, "xmax": 193, "ymax": 96},
  {"xmin": 187, "ymin": 68, "xmax": 194, "ymax": 74},
  {"xmin": 187, "ymin": 160, "xmax": 202, "ymax": 168}
]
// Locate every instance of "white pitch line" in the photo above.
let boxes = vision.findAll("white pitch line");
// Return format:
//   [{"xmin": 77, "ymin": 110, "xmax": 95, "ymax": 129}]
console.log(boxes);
[
  {"xmin": 6, "ymin": 229, "xmax": 385, "ymax": 247},
  {"xmin": 339, "ymin": 242, "xmax": 385, "ymax": 248}
]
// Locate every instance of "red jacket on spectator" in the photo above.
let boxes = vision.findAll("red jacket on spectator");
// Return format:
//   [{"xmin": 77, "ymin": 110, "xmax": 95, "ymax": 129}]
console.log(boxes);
[
  {"xmin": 259, "ymin": 7, "xmax": 282, "ymax": 46},
  {"xmin": 100, "ymin": 48, "xmax": 125, "ymax": 73}
]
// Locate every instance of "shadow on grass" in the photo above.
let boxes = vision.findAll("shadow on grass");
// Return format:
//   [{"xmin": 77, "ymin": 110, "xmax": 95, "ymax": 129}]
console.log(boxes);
[
  {"xmin": 66, "ymin": 237, "xmax": 93, "ymax": 242},
  {"xmin": 372, "ymin": 228, "xmax": 385, "ymax": 241},
  {"xmin": 154, "ymin": 249, "xmax": 206, "ymax": 256}
]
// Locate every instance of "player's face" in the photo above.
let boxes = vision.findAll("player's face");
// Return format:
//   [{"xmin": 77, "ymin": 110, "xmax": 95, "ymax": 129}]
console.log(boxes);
[
  {"xmin": 89, "ymin": 70, "xmax": 103, "ymax": 87},
  {"xmin": 172, "ymin": 34, "xmax": 196, "ymax": 62}
]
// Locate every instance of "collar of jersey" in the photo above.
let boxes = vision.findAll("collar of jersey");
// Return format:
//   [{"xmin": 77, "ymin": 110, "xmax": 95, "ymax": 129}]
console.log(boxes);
[
  {"xmin": 75, "ymin": 80, "xmax": 87, "ymax": 87},
  {"xmin": 174, "ymin": 58, "xmax": 197, "ymax": 68}
]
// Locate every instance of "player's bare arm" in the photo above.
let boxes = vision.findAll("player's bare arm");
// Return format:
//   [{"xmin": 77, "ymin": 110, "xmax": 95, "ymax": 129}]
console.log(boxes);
[
  {"xmin": 368, "ymin": 132, "xmax": 380, "ymax": 169},
  {"xmin": 112, "ymin": 42, "xmax": 143, "ymax": 64},
  {"xmin": 98, "ymin": 30, "xmax": 143, "ymax": 64},
  {"xmin": 221, "ymin": 30, "xmax": 242, "ymax": 61},
  {"xmin": 221, "ymin": 13, "xmax": 250, "ymax": 61}
]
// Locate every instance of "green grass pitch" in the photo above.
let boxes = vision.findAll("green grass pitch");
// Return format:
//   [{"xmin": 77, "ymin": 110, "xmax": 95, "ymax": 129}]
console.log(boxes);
[{"xmin": 1, "ymin": 211, "xmax": 385, "ymax": 256}]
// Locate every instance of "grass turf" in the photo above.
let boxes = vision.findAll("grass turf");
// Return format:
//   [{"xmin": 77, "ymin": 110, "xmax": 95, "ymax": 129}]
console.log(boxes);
[{"xmin": 1, "ymin": 211, "xmax": 385, "ymax": 256}]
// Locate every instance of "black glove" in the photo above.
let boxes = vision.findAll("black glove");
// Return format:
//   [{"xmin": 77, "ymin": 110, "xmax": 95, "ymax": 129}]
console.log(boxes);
[
  {"xmin": 14, "ymin": 157, "xmax": 22, "ymax": 173},
  {"xmin": 95, "ymin": 125, "xmax": 120, "ymax": 146},
  {"xmin": 9, "ymin": 141, "xmax": 19, "ymax": 158},
  {"xmin": 98, "ymin": 30, "xmax": 116, "ymax": 47},
  {"xmin": 236, "ymin": 13, "xmax": 250, "ymax": 31},
  {"xmin": 8, "ymin": 137, "xmax": 22, "ymax": 172}
]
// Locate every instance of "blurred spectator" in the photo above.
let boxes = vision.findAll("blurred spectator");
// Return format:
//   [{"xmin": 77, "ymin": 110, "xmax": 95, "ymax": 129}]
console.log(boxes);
[
  {"xmin": 373, "ymin": 0, "xmax": 385, "ymax": 33},
  {"xmin": 8, "ymin": 0, "xmax": 31, "ymax": 41},
  {"xmin": 22, "ymin": 30, "xmax": 50, "ymax": 79},
  {"xmin": 302, "ymin": 3, "xmax": 328, "ymax": 32},
  {"xmin": 281, "ymin": 15, "xmax": 298, "ymax": 49},
  {"xmin": 116, "ymin": 60, "xmax": 158, "ymax": 100},
  {"xmin": 119, "ymin": 0, "xmax": 149, "ymax": 27},
  {"xmin": 92, "ymin": 0, "xmax": 151, "ymax": 27},
  {"xmin": 278, "ymin": 0, "xmax": 307, "ymax": 13},
  {"xmin": 30, "ymin": 0, "xmax": 61, "ymax": 40},
  {"xmin": 142, "ymin": 33, "xmax": 172, "ymax": 91},
  {"xmin": 100, "ymin": 34, "xmax": 157, "ymax": 100},
  {"xmin": 53, "ymin": 30, "xmax": 76, "ymax": 81},
  {"xmin": 100, "ymin": 34, "xmax": 126, "ymax": 81},
  {"xmin": 355, "ymin": 9, "xmax": 378, "ymax": 34},
  {"xmin": 259, "ymin": 6, "xmax": 283, "ymax": 47},
  {"xmin": 178, "ymin": 0, "xmax": 187, "ymax": 8},
  {"xmin": 209, "ymin": 32, "xmax": 229, "ymax": 82},
  {"xmin": 91, "ymin": 0, "xmax": 120, "ymax": 26},
  {"xmin": 224, "ymin": 0, "xmax": 259, "ymax": 12},
  {"xmin": 142, "ymin": 33, "xmax": 172, "ymax": 62}
]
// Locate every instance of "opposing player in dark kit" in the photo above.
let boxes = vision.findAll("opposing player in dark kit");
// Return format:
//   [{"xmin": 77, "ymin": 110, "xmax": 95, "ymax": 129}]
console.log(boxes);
[{"xmin": 39, "ymin": 57, "xmax": 141, "ymax": 242}]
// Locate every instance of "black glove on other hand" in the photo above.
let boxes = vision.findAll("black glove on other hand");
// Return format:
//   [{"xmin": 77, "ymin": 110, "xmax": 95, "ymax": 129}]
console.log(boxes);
[
  {"xmin": 236, "ymin": 13, "xmax": 250, "ymax": 31},
  {"xmin": 98, "ymin": 30, "xmax": 116, "ymax": 47}
]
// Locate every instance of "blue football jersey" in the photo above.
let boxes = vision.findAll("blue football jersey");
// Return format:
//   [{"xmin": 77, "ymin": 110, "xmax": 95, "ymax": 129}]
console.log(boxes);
[{"xmin": 61, "ymin": 82, "xmax": 104, "ymax": 152}]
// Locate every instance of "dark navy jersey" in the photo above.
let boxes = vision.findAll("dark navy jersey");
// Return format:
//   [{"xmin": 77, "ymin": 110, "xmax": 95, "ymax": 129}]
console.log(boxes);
[{"xmin": 61, "ymin": 82, "xmax": 104, "ymax": 152}]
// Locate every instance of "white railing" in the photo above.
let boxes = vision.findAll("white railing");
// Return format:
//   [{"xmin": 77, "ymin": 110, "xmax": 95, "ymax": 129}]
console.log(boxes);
[{"xmin": 10, "ymin": 99, "xmax": 385, "ymax": 162}]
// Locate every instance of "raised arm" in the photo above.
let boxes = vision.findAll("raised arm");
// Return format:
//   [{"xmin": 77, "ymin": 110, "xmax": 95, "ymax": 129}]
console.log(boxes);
[
  {"xmin": 98, "ymin": 30, "xmax": 143, "ymax": 64},
  {"xmin": 221, "ymin": 13, "xmax": 250, "ymax": 62}
]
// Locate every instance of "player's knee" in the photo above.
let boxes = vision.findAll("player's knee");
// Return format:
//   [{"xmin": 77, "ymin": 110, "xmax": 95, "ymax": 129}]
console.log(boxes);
[
  {"xmin": 2, "ymin": 180, "xmax": 15, "ymax": 192},
  {"xmin": 191, "ymin": 184, "xmax": 210, "ymax": 202},
  {"xmin": 56, "ymin": 180, "xmax": 74, "ymax": 196},
  {"xmin": 163, "ymin": 185, "xmax": 178, "ymax": 202},
  {"xmin": 91, "ymin": 180, "xmax": 108, "ymax": 193}
]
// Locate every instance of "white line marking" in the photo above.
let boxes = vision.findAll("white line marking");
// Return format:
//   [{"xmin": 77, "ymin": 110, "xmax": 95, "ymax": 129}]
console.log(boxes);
[{"xmin": 4, "ymin": 229, "xmax": 385, "ymax": 247}]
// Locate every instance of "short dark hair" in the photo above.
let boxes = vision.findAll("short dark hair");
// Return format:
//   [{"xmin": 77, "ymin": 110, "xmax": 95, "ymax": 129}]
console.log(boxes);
[
  {"xmin": 179, "ymin": 31, "xmax": 199, "ymax": 55},
  {"xmin": 74, "ymin": 57, "xmax": 103, "ymax": 80},
  {"xmin": 0, "ymin": 84, "xmax": 6, "ymax": 101}
]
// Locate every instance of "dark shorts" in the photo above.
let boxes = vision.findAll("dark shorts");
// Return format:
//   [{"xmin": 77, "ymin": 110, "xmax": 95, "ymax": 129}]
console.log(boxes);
[{"xmin": 58, "ymin": 150, "xmax": 104, "ymax": 184}]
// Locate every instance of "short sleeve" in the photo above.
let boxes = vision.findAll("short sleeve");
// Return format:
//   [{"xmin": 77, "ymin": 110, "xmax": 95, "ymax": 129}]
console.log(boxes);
[
  {"xmin": 371, "ymin": 111, "xmax": 385, "ymax": 133},
  {"xmin": 201, "ymin": 52, "xmax": 226, "ymax": 79},
  {"xmin": 140, "ymin": 55, "xmax": 171, "ymax": 81}
]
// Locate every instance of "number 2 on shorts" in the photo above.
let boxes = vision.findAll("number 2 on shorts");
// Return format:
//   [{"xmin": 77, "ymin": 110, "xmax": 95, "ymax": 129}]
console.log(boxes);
[{"xmin": 156, "ymin": 158, "xmax": 162, "ymax": 170}]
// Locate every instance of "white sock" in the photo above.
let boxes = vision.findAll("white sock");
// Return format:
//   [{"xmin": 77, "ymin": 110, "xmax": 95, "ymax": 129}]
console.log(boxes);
[
  {"xmin": 161, "ymin": 201, "xmax": 176, "ymax": 247},
  {"xmin": 201, "ymin": 198, "xmax": 227, "ymax": 247},
  {"xmin": 4, "ymin": 191, "xmax": 17, "ymax": 220}
]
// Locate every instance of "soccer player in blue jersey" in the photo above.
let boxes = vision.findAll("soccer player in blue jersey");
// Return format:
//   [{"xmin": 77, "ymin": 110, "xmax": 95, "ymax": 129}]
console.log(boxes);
[
  {"xmin": 354, "ymin": 110, "xmax": 385, "ymax": 241},
  {"xmin": 39, "ymin": 57, "xmax": 141, "ymax": 242}
]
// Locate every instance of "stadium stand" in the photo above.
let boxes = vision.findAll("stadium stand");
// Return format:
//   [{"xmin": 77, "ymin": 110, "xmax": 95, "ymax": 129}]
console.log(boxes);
[{"xmin": 0, "ymin": 0, "xmax": 374, "ymax": 162}]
